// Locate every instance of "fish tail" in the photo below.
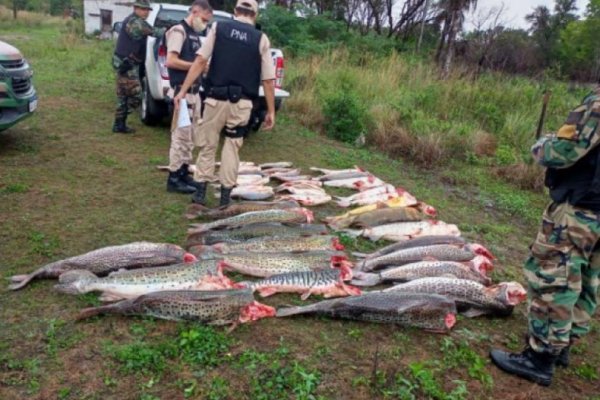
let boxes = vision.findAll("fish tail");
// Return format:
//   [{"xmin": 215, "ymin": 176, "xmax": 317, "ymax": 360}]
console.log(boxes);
[
  {"xmin": 76, "ymin": 302, "xmax": 122, "ymax": 321},
  {"xmin": 350, "ymin": 272, "xmax": 381, "ymax": 287},
  {"xmin": 7, "ymin": 273, "xmax": 37, "ymax": 290},
  {"xmin": 276, "ymin": 303, "xmax": 318, "ymax": 317}
]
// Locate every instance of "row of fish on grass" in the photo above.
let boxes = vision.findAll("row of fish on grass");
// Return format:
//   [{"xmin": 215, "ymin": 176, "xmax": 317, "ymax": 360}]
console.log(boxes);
[{"xmin": 7, "ymin": 201, "xmax": 525, "ymax": 334}]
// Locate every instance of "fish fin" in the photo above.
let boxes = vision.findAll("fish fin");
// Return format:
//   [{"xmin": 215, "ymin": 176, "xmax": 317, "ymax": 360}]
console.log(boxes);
[
  {"xmin": 226, "ymin": 322, "xmax": 239, "ymax": 334},
  {"xmin": 349, "ymin": 272, "xmax": 381, "ymax": 287},
  {"xmin": 107, "ymin": 268, "xmax": 128, "ymax": 277},
  {"xmin": 258, "ymin": 287, "xmax": 278, "ymax": 298},
  {"xmin": 99, "ymin": 292, "xmax": 125, "ymax": 302},
  {"xmin": 76, "ymin": 303, "xmax": 119, "ymax": 321},
  {"xmin": 54, "ymin": 283, "xmax": 82, "ymax": 295},
  {"xmin": 58, "ymin": 270, "xmax": 97, "ymax": 284},
  {"xmin": 300, "ymin": 291, "xmax": 312, "ymax": 301},
  {"xmin": 461, "ymin": 308, "xmax": 487, "ymax": 318},
  {"xmin": 351, "ymin": 252, "xmax": 368, "ymax": 258},
  {"xmin": 276, "ymin": 305, "xmax": 316, "ymax": 317},
  {"xmin": 8, "ymin": 273, "xmax": 36, "ymax": 290}
]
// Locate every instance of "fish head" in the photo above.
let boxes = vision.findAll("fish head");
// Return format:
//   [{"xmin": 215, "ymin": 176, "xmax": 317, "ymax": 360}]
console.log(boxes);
[
  {"xmin": 332, "ymin": 237, "xmax": 345, "ymax": 251},
  {"xmin": 239, "ymin": 301, "xmax": 276, "ymax": 323},
  {"xmin": 296, "ymin": 208, "xmax": 314, "ymax": 223},
  {"xmin": 417, "ymin": 202, "xmax": 437, "ymax": 217},
  {"xmin": 183, "ymin": 253, "xmax": 198, "ymax": 263},
  {"xmin": 495, "ymin": 282, "xmax": 527, "ymax": 306},
  {"xmin": 470, "ymin": 255, "xmax": 494, "ymax": 275},
  {"xmin": 469, "ymin": 244, "xmax": 495, "ymax": 260},
  {"xmin": 445, "ymin": 313, "xmax": 457, "ymax": 330}
]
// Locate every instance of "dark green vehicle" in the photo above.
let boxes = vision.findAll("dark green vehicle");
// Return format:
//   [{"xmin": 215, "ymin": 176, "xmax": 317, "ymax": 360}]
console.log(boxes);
[{"xmin": 0, "ymin": 40, "xmax": 37, "ymax": 132}]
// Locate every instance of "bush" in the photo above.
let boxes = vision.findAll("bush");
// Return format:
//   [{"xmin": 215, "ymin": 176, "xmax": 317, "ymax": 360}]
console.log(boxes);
[{"xmin": 321, "ymin": 79, "xmax": 370, "ymax": 144}]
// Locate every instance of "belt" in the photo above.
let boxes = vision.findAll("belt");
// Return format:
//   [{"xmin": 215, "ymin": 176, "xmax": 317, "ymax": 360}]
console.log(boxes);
[{"xmin": 207, "ymin": 94, "xmax": 252, "ymax": 101}]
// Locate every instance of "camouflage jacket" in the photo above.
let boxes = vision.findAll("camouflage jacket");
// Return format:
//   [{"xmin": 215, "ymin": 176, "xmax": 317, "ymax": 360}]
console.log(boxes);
[
  {"xmin": 124, "ymin": 14, "xmax": 165, "ymax": 41},
  {"xmin": 532, "ymin": 87, "xmax": 600, "ymax": 169}
]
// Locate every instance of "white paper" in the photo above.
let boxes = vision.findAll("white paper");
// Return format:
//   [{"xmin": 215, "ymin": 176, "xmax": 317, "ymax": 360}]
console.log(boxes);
[{"xmin": 177, "ymin": 99, "xmax": 191, "ymax": 128}]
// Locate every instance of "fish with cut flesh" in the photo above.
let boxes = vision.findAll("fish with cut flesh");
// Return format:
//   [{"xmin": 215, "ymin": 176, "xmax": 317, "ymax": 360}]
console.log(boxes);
[
  {"xmin": 235, "ymin": 175, "xmax": 270, "ymax": 186},
  {"xmin": 275, "ymin": 181, "xmax": 323, "ymax": 192},
  {"xmin": 276, "ymin": 292, "xmax": 458, "ymax": 333},
  {"xmin": 189, "ymin": 235, "xmax": 344, "ymax": 255},
  {"xmin": 316, "ymin": 170, "xmax": 370, "ymax": 181},
  {"xmin": 240, "ymin": 269, "xmax": 361, "ymax": 300},
  {"xmin": 359, "ymin": 244, "xmax": 494, "ymax": 272},
  {"xmin": 212, "ymin": 185, "xmax": 274, "ymax": 201},
  {"xmin": 188, "ymin": 208, "xmax": 314, "ymax": 234},
  {"xmin": 185, "ymin": 200, "xmax": 300, "ymax": 220},
  {"xmin": 382, "ymin": 278, "xmax": 527, "ymax": 317},
  {"xmin": 310, "ymin": 167, "xmax": 361, "ymax": 175},
  {"xmin": 186, "ymin": 223, "xmax": 329, "ymax": 246},
  {"xmin": 352, "ymin": 260, "xmax": 491, "ymax": 287},
  {"xmin": 76, "ymin": 289, "xmax": 276, "ymax": 326},
  {"xmin": 278, "ymin": 193, "xmax": 332, "ymax": 206},
  {"xmin": 323, "ymin": 176, "xmax": 385, "ymax": 190},
  {"xmin": 54, "ymin": 260, "xmax": 234, "ymax": 302},
  {"xmin": 215, "ymin": 251, "xmax": 353, "ymax": 279},
  {"xmin": 8, "ymin": 242, "xmax": 196, "ymax": 291},
  {"xmin": 346, "ymin": 220, "xmax": 461, "ymax": 242}
]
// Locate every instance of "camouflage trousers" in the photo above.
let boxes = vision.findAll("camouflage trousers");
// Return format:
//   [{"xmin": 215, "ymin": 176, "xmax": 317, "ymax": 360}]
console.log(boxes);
[
  {"xmin": 114, "ymin": 66, "xmax": 141, "ymax": 121},
  {"xmin": 168, "ymin": 93, "xmax": 201, "ymax": 172},
  {"xmin": 525, "ymin": 201, "xmax": 600, "ymax": 355}
]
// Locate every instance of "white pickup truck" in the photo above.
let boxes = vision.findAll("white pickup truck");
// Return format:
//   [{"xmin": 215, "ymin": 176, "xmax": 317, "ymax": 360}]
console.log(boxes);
[{"xmin": 130, "ymin": 3, "xmax": 290, "ymax": 130}]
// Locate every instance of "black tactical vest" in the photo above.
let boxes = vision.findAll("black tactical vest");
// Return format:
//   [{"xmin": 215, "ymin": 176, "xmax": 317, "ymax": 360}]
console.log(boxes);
[
  {"xmin": 168, "ymin": 20, "xmax": 202, "ymax": 87},
  {"xmin": 206, "ymin": 20, "xmax": 262, "ymax": 99},
  {"xmin": 545, "ymin": 144, "xmax": 600, "ymax": 210},
  {"xmin": 114, "ymin": 14, "xmax": 147, "ymax": 63}
]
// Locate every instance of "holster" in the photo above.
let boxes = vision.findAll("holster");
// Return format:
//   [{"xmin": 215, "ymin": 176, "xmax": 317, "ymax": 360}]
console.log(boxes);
[{"xmin": 223, "ymin": 124, "xmax": 250, "ymax": 139}]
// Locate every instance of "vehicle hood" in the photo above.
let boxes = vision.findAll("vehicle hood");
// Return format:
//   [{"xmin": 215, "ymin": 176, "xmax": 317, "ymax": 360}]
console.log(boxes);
[{"xmin": 0, "ymin": 41, "xmax": 23, "ymax": 60}]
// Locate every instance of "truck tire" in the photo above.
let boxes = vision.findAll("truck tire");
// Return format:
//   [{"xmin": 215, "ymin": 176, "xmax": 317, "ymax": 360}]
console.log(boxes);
[{"xmin": 140, "ymin": 76, "xmax": 167, "ymax": 126}]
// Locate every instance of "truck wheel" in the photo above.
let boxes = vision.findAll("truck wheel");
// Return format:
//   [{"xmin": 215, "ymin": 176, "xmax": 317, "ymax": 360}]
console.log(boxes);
[{"xmin": 140, "ymin": 76, "xmax": 166, "ymax": 126}]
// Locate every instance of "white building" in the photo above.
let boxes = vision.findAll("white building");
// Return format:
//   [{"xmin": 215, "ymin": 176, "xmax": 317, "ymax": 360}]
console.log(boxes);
[{"xmin": 83, "ymin": 0, "xmax": 133, "ymax": 35}]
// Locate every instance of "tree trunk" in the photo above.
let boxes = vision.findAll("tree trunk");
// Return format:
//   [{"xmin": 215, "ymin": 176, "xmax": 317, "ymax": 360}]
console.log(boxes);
[
  {"xmin": 13, "ymin": 0, "xmax": 17, "ymax": 19},
  {"xmin": 416, "ymin": 0, "xmax": 429, "ymax": 52},
  {"xmin": 442, "ymin": 11, "xmax": 460, "ymax": 78}
]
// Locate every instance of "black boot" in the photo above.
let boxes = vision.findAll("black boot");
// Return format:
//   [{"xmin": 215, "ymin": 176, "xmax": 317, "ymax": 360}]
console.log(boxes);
[
  {"xmin": 219, "ymin": 186, "xmax": 233, "ymax": 207},
  {"xmin": 112, "ymin": 118, "xmax": 135, "ymax": 134},
  {"xmin": 556, "ymin": 346, "xmax": 570, "ymax": 368},
  {"xmin": 166, "ymin": 170, "xmax": 196, "ymax": 194},
  {"xmin": 191, "ymin": 181, "xmax": 208, "ymax": 205},
  {"xmin": 490, "ymin": 347, "xmax": 557, "ymax": 386},
  {"xmin": 179, "ymin": 164, "xmax": 202, "ymax": 190}
]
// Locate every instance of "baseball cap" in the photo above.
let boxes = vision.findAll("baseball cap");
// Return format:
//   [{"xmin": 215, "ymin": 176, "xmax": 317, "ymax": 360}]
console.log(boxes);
[{"xmin": 236, "ymin": 0, "xmax": 258, "ymax": 14}]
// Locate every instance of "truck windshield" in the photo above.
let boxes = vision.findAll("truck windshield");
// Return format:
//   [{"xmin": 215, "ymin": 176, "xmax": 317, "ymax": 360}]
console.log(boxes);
[{"xmin": 155, "ymin": 9, "xmax": 188, "ymax": 29}]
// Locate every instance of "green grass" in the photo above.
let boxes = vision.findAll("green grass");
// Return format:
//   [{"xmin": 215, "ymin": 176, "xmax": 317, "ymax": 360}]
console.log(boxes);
[{"xmin": 0, "ymin": 18, "xmax": 599, "ymax": 400}]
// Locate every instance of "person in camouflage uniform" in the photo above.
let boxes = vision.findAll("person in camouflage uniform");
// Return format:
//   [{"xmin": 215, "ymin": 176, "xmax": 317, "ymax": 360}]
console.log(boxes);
[
  {"xmin": 491, "ymin": 87, "xmax": 600, "ymax": 386},
  {"xmin": 112, "ymin": 0, "xmax": 164, "ymax": 133}
]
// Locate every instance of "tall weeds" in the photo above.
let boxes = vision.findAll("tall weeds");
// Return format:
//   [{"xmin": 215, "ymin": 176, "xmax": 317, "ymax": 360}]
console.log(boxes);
[{"xmin": 285, "ymin": 50, "xmax": 587, "ymax": 187}]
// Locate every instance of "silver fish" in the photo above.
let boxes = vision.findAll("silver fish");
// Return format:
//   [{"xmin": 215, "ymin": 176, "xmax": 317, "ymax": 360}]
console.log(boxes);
[
  {"xmin": 352, "ymin": 261, "xmax": 491, "ymax": 287},
  {"xmin": 188, "ymin": 208, "xmax": 314, "ymax": 234},
  {"xmin": 8, "ymin": 242, "xmax": 195, "ymax": 290},
  {"xmin": 76, "ymin": 289, "xmax": 276, "ymax": 325},
  {"xmin": 354, "ymin": 235, "xmax": 467, "ymax": 259},
  {"xmin": 185, "ymin": 200, "xmax": 300, "ymax": 220},
  {"xmin": 382, "ymin": 278, "xmax": 527, "ymax": 317},
  {"xmin": 359, "ymin": 244, "xmax": 494, "ymax": 272},
  {"xmin": 191, "ymin": 235, "xmax": 344, "ymax": 255},
  {"xmin": 186, "ymin": 223, "xmax": 329, "ymax": 247},
  {"xmin": 54, "ymin": 260, "xmax": 232, "ymax": 301},
  {"xmin": 276, "ymin": 292, "xmax": 458, "ymax": 333}
]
